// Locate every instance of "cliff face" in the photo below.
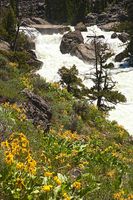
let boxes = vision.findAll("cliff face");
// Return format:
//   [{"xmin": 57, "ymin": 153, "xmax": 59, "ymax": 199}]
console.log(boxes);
[{"xmin": 0, "ymin": 0, "xmax": 46, "ymax": 18}]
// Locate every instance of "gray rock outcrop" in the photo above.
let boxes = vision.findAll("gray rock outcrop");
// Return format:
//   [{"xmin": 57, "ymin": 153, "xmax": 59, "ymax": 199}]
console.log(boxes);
[
  {"xmin": 23, "ymin": 90, "xmax": 52, "ymax": 132},
  {"xmin": 60, "ymin": 31, "xmax": 98, "ymax": 63},
  {"xmin": 60, "ymin": 31, "xmax": 84, "ymax": 54},
  {"xmin": 0, "ymin": 40, "xmax": 10, "ymax": 52},
  {"xmin": 118, "ymin": 33, "xmax": 129, "ymax": 43},
  {"xmin": 75, "ymin": 22, "xmax": 87, "ymax": 32},
  {"xmin": 71, "ymin": 43, "xmax": 95, "ymax": 63},
  {"xmin": 111, "ymin": 32, "xmax": 118, "ymax": 39}
]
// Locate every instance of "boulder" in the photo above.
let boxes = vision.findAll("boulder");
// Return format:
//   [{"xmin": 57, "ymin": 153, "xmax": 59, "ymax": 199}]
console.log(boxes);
[
  {"xmin": 60, "ymin": 31, "xmax": 84, "ymax": 54},
  {"xmin": 85, "ymin": 13, "xmax": 97, "ymax": 25},
  {"xmin": 26, "ymin": 36, "xmax": 35, "ymax": 50},
  {"xmin": 97, "ymin": 12, "xmax": 108, "ymax": 23},
  {"xmin": 99, "ymin": 22, "xmax": 120, "ymax": 31},
  {"xmin": 108, "ymin": 14, "xmax": 118, "ymax": 22},
  {"xmin": 115, "ymin": 50, "xmax": 128, "ymax": 62},
  {"xmin": 23, "ymin": 90, "xmax": 52, "ymax": 132},
  {"xmin": 0, "ymin": 40, "xmax": 10, "ymax": 52},
  {"xmin": 21, "ymin": 18, "xmax": 36, "ymax": 26},
  {"xmin": 118, "ymin": 33, "xmax": 129, "ymax": 43},
  {"xmin": 71, "ymin": 43, "xmax": 95, "ymax": 63},
  {"xmin": 111, "ymin": 32, "xmax": 118, "ymax": 39},
  {"xmin": 75, "ymin": 22, "xmax": 87, "ymax": 32},
  {"xmin": 27, "ymin": 50, "xmax": 43, "ymax": 69},
  {"xmin": 118, "ymin": 13, "xmax": 128, "ymax": 21}
]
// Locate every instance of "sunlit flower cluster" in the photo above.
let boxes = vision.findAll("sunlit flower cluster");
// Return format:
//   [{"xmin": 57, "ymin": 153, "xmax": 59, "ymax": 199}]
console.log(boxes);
[
  {"xmin": 20, "ymin": 76, "xmax": 33, "ymax": 90},
  {"xmin": 51, "ymin": 82, "xmax": 60, "ymax": 89},
  {"xmin": 1, "ymin": 132, "xmax": 36, "ymax": 175},
  {"xmin": 2, "ymin": 102, "xmax": 27, "ymax": 121},
  {"xmin": 60, "ymin": 130, "xmax": 80, "ymax": 141},
  {"xmin": 8, "ymin": 62, "xmax": 18, "ymax": 68},
  {"xmin": 72, "ymin": 181, "xmax": 82, "ymax": 190}
]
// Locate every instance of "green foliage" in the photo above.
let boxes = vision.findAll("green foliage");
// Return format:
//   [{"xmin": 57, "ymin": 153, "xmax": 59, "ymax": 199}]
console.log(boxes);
[
  {"xmin": 0, "ymin": 54, "xmax": 8, "ymax": 67},
  {"xmin": 3, "ymin": 6, "xmax": 17, "ymax": 41},
  {"xmin": 0, "ymin": 100, "xmax": 132, "ymax": 200},
  {"xmin": 58, "ymin": 65, "xmax": 89, "ymax": 99},
  {"xmin": 10, "ymin": 0, "xmax": 17, "ymax": 15},
  {"xmin": 66, "ymin": 0, "xmax": 87, "ymax": 24},
  {"xmin": 45, "ymin": 0, "xmax": 114, "ymax": 24}
]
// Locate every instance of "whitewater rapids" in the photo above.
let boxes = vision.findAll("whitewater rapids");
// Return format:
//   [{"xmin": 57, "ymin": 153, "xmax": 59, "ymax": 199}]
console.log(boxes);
[{"xmin": 33, "ymin": 25, "xmax": 133, "ymax": 135}]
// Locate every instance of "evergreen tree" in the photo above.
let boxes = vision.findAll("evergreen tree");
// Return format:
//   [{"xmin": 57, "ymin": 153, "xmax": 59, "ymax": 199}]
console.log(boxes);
[
  {"xmin": 58, "ymin": 65, "xmax": 89, "ymax": 99},
  {"xmin": 45, "ymin": 0, "xmax": 67, "ymax": 23},
  {"xmin": 10, "ymin": 0, "xmax": 16, "ymax": 15},
  {"xmin": 3, "ymin": 6, "xmax": 16, "ymax": 41},
  {"xmin": 89, "ymin": 38, "xmax": 126, "ymax": 111}
]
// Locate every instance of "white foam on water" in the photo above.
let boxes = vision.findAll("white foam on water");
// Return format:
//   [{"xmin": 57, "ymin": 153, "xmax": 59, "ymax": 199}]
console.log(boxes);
[{"xmin": 35, "ymin": 25, "xmax": 133, "ymax": 135}]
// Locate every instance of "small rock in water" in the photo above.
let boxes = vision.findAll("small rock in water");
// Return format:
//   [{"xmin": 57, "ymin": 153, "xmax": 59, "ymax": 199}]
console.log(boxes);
[{"xmin": 111, "ymin": 32, "xmax": 118, "ymax": 39}]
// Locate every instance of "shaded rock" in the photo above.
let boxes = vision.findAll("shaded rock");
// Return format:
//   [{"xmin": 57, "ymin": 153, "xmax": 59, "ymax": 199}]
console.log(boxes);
[
  {"xmin": 108, "ymin": 14, "xmax": 118, "ymax": 22},
  {"xmin": 118, "ymin": 33, "xmax": 129, "ymax": 43},
  {"xmin": 111, "ymin": 32, "xmax": 118, "ymax": 39},
  {"xmin": 69, "ymin": 168, "xmax": 81, "ymax": 180},
  {"xmin": 75, "ymin": 22, "xmax": 87, "ymax": 32},
  {"xmin": 21, "ymin": 18, "xmax": 36, "ymax": 26},
  {"xmin": 27, "ymin": 58, "xmax": 42, "ymax": 69},
  {"xmin": 85, "ymin": 13, "xmax": 97, "ymax": 25},
  {"xmin": 71, "ymin": 43, "xmax": 95, "ymax": 63},
  {"xmin": 97, "ymin": 12, "xmax": 108, "ymax": 23},
  {"xmin": 118, "ymin": 13, "xmax": 128, "ymax": 21},
  {"xmin": 0, "ymin": 96, "xmax": 8, "ymax": 104},
  {"xmin": 28, "ymin": 50, "xmax": 43, "ymax": 69},
  {"xmin": 60, "ymin": 31, "xmax": 84, "ymax": 54},
  {"xmin": 107, "ymin": 62, "xmax": 115, "ymax": 68},
  {"xmin": 26, "ymin": 36, "xmax": 35, "ymax": 50},
  {"xmin": 99, "ymin": 22, "xmax": 120, "ymax": 31},
  {"xmin": 0, "ymin": 40, "xmax": 10, "ymax": 52},
  {"xmin": 31, "ymin": 17, "xmax": 50, "ymax": 25},
  {"xmin": 23, "ymin": 90, "xmax": 52, "ymax": 132},
  {"xmin": 115, "ymin": 50, "xmax": 128, "ymax": 62}
]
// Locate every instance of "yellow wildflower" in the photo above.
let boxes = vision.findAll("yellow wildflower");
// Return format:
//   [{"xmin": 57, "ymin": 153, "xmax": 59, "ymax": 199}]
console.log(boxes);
[
  {"xmin": 1, "ymin": 140, "xmax": 9, "ymax": 149},
  {"xmin": 112, "ymin": 152, "xmax": 118, "ymax": 157},
  {"xmin": 16, "ymin": 162, "xmax": 25, "ymax": 170},
  {"xmin": 113, "ymin": 190, "xmax": 124, "ymax": 199},
  {"xmin": 16, "ymin": 178, "xmax": 25, "ymax": 189},
  {"xmin": 128, "ymin": 194, "xmax": 133, "ymax": 200},
  {"xmin": 54, "ymin": 176, "xmax": 62, "ymax": 185},
  {"xmin": 5, "ymin": 152, "xmax": 14, "ymax": 165},
  {"xmin": 9, "ymin": 62, "xmax": 18, "ymax": 68},
  {"xmin": 44, "ymin": 171, "xmax": 53, "ymax": 177},
  {"xmin": 20, "ymin": 113, "xmax": 27, "ymax": 121},
  {"xmin": 42, "ymin": 185, "xmax": 53, "ymax": 192},
  {"xmin": 72, "ymin": 181, "xmax": 81, "ymax": 190},
  {"xmin": 79, "ymin": 163, "xmax": 85, "ymax": 169},
  {"xmin": 106, "ymin": 169, "xmax": 116, "ymax": 178},
  {"xmin": 63, "ymin": 192, "xmax": 71, "ymax": 200}
]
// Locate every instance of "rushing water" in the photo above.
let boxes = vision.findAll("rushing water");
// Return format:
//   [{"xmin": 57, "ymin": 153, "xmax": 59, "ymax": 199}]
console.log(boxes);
[{"xmin": 32, "ymin": 25, "xmax": 133, "ymax": 135}]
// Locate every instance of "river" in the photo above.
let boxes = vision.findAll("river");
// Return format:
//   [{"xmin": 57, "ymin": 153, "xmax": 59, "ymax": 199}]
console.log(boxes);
[{"xmin": 33, "ymin": 25, "xmax": 133, "ymax": 135}]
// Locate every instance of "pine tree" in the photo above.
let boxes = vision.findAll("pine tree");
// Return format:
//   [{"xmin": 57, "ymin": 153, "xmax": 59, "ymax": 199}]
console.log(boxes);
[
  {"xmin": 58, "ymin": 65, "xmax": 89, "ymax": 99},
  {"xmin": 3, "ymin": 6, "xmax": 16, "ymax": 41},
  {"xmin": 10, "ymin": 0, "xmax": 16, "ymax": 15},
  {"xmin": 89, "ymin": 38, "xmax": 126, "ymax": 111}
]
